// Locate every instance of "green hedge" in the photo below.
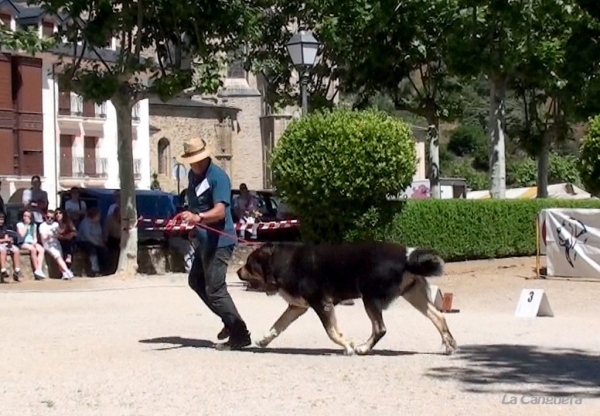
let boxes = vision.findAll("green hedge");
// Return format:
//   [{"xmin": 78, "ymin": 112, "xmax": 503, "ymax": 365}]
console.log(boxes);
[{"xmin": 384, "ymin": 199, "xmax": 600, "ymax": 261}]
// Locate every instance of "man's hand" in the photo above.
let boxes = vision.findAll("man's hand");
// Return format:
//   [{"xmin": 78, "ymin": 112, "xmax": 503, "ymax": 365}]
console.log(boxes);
[{"xmin": 180, "ymin": 211, "xmax": 201, "ymax": 223}]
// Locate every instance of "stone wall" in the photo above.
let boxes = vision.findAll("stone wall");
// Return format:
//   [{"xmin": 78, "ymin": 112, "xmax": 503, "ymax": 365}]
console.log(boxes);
[
  {"xmin": 149, "ymin": 101, "xmax": 238, "ymax": 193},
  {"xmin": 219, "ymin": 82, "xmax": 265, "ymax": 191},
  {"xmin": 149, "ymin": 90, "xmax": 267, "ymax": 193}
]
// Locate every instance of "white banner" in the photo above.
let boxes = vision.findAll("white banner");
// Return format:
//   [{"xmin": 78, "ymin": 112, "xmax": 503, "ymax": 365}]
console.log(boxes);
[{"xmin": 538, "ymin": 209, "xmax": 600, "ymax": 278}]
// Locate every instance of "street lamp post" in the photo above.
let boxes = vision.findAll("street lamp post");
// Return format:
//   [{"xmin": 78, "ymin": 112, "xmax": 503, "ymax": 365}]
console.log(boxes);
[{"xmin": 286, "ymin": 30, "xmax": 320, "ymax": 116}]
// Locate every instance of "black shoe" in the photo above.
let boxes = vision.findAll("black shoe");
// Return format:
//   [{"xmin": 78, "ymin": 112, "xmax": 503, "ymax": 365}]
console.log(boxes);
[
  {"xmin": 217, "ymin": 326, "xmax": 230, "ymax": 340},
  {"xmin": 13, "ymin": 269, "xmax": 22, "ymax": 282},
  {"xmin": 215, "ymin": 331, "xmax": 251, "ymax": 351}
]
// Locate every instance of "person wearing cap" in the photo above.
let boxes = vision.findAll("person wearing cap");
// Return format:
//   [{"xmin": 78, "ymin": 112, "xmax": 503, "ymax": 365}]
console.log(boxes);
[{"xmin": 177, "ymin": 137, "xmax": 251, "ymax": 350}]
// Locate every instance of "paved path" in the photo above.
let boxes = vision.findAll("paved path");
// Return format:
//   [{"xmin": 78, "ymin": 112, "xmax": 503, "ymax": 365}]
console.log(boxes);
[{"xmin": 1, "ymin": 257, "xmax": 599, "ymax": 416}]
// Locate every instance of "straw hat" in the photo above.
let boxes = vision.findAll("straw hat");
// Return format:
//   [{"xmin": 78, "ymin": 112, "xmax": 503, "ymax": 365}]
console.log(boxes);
[{"xmin": 176, "ymin": 137, "xmax": 212, "ymax": 164}]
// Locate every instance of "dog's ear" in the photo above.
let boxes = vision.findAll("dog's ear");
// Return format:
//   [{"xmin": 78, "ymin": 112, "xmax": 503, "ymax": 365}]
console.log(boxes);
[{"xmin": 256, "ymin": 244, "xmax": 278, "ymax": 290}]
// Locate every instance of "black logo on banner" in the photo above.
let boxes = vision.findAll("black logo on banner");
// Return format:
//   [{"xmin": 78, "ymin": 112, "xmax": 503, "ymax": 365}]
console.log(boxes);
[{"xmin": 556, "ymin": 217, "xmax": 588, "ymax": 268}]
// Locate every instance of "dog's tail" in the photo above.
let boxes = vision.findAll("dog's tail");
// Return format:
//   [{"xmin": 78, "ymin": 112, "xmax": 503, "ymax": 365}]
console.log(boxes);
[{"xmin": 406, "ymin": 248, "xmax": 445, "ymax": 277}]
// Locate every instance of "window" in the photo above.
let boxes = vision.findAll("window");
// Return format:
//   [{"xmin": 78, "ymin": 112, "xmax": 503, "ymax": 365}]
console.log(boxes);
[
  {"xmin": 157, "ymin": 137, "xmax": 170, "ymax": 175},
  {"xmin": 83, "ymin": 136, "xmax": 98, "ymax": 176},
  {"xmin": 0, "ymin": 14, "xmax": 12, "ymax": 28},
  {"xmin": 42, "ymin": 21, "xmax": 54, "ymax": 37}
]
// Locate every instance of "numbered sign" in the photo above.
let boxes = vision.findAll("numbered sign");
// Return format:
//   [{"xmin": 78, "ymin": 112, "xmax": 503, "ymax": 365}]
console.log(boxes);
[
  {"xmin": 428, "ymin": 285, "xmax": 444, "ymax": 311},
  {"xmin": 515, "ymin": 289, "xmax": 554, "ymax": 318}
]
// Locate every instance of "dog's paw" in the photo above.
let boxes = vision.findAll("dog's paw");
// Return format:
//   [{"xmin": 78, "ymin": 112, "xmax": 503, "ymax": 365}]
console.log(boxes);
[
  {"xmin": 354, "ymin": 344, "xmax": 372, "ymax": 356},
  {"xmin": 343, "ymin": 341, "xmax": 356, "ymax": 356},
  {"xmin": 255, "ymin": 338, "xmax": 271, "ymax": 348},
  {"xmin": 443, "ymin": 338, "xmax": 457, "ymax": 355}
]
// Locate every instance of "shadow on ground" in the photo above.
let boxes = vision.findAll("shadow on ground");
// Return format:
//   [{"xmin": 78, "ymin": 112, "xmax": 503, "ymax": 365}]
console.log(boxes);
[
  {"xmin": 427, "ymin": 344, "xmax": 600, "ymax": 398},
  {"xmin": 138, "ymin": 336, "xmax": 439, "ymax": 357}
]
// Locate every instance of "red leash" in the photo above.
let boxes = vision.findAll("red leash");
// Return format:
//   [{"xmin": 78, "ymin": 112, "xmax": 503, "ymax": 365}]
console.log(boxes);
[{"xmin": 164, "ymin": 213, "xmax": 262, "ymax": 246}]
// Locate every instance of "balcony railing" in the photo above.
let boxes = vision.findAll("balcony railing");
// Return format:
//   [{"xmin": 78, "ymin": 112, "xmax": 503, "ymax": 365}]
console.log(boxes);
[
  {"xmin": 134, "ymin": 158, "xmax": 142, "ymax": 179},
  {"xmin": 95, "ymin": 102, "xmax": 107, "ymax": 119},
  {"xmin": 66, "ymin": 93, "xmax": 82, "ymax": 116},
  {"xmin": 60, "ymin": 156, "xmax": 108, "ymax": 178},
  {"xmin": 58, "ymin": 92, "xmax": 107, "ymax": 119}
]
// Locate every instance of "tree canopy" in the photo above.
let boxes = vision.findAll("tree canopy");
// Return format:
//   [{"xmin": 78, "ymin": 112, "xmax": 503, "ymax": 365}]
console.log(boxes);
[{"xmin": 36, "ymin": 0, "xmax": 257, "ymax": 274}]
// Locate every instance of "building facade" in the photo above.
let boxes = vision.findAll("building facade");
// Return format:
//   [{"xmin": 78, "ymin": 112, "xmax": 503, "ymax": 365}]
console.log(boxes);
[
  {"xmin": 149, "ymin": 58, "xmax": 427, "ymax": 195},
  {"xmin": 0, "ymin": 0, "xmax": 150, "ymax": 209},
  {"xmin": 149, "ymin": 71, "xmax": 269, "ymax": 193}
]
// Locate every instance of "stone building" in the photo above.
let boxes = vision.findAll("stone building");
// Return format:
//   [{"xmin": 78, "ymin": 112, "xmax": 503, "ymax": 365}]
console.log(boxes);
[
  {"xmin": 149, "ymin": 63, "xmax": 428, "ymax": 195},
  {"xmin": 149, "ymin": 67, "xmax": 294, "ymax": 193}
]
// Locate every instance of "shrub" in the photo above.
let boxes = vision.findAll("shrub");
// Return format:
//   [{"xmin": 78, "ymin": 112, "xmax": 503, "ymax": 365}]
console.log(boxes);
[
  {"xmin": 579, "ymin": 115, "xmax": 600, "ymax": 196},
  {"xmin": 507, "ymin": 154, "xmax": 582, "ymax": 188},
  {"xmin": 447, "ymin": 123, "xmax": 487, "ymax": 157},
  {"xmin": 382, "ymin": 199, "xmax": 600, "ymax": 261},
  {"xmin": 549, "ymin": 154, "xmax": 581, "ymax": 186},
  {"xmin": 271, "ymin": 107, "xmax": 417, "ymax": 243},
  {"xmin": 442, "ymin": 159, "xmax": 489, "ymax": 190}
]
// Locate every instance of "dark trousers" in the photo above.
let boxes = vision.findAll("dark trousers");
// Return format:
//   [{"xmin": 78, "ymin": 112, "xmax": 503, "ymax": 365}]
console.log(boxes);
[
  {"xmin": 59, "ymin": 238, "xmax": 76, "ymax": 261},
  {"xmin": 188, "ymin": 244, "xmax": 248, "ymax": 338},
  {"xmin": 106, "ymin": 237, "xmax": 121, "ymax": 274},
  {"xmin": 78, "ymin": 241, "xmax": 110, "ymax": 274}
]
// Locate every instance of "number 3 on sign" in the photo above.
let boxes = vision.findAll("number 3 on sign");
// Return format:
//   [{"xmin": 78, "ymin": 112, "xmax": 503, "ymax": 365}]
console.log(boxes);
[{"xmin": 515, "ymin": 289, "xmax": 554, "ymax": 318}]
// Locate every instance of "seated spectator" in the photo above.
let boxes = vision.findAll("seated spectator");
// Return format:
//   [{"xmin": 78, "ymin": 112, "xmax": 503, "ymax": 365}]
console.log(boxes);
[
  {"xmin": 16, "ymin": 210, "xmax": 46, "ymax": 280},
  {"xmin": 0, "ymin": 212, "xmax": 21, "ymax": 282},
  {"xmin": 235, "ymin": 183, "xmax": 258, "ymax": 220},
  {"xmin": 64, "ymin": 187, "xmax": 87, "ymax": 226},
  {"xmin": 56, "ymin": 209, "xmax": 77, "ymax": 270},
  {"xmin": 39, "ymin": 210, "xmax": 74, "ymax": 280},
  {"xmin": 78, "ymin": 207, "xmax": 109, "ymax": 276},
  {"xmin": 103, "ymin": 208, "xmax": 121, "ymax": 274}
]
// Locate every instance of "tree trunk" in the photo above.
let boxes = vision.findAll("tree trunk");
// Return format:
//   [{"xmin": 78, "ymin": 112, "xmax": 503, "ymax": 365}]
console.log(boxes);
[
  {"xmin": 488, "ymin": 75, "xmax": 507, "ymax": 198},
  {"xmin": 113, "ymin": 96, "xmax": 138, "ymax": 276},
  {"xmin": 537, "ymin": 98, "xmax": 559, "ymax": 198},
  {"xmin": 426, "ymin": 115, "xmax": 441, "ymax": 199},
  {"xmin": 536, "ymin": 133, "xmax": 550, "ymax": 198}
]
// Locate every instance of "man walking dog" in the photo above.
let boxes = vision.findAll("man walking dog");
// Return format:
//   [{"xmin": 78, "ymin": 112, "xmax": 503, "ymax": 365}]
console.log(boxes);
[{"xmin": 177, "ymin": 137, "xmax": 251, "ymax": 350}]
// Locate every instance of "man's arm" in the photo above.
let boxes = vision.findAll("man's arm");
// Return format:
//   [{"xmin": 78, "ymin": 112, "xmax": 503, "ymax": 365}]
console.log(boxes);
[
  {"xmin": 39, "ymin": 191, "xmax": 49, "ymax": 210},
  {"xmin": 195, "ymin": 203, "xmax": 227, "ymax": 224},
  {"xmin": 22, "ymin": 189, "xmax": 32, "ymax": 208},
  {"xmin": 38, "ymin": 226, "xmax": 49, "ymax": 244}
]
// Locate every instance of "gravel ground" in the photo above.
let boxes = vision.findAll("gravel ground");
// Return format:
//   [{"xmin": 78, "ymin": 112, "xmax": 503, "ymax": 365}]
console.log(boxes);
[{"xmin": 1, "ymin": 256, "xmax": 599, "ymax": 416}]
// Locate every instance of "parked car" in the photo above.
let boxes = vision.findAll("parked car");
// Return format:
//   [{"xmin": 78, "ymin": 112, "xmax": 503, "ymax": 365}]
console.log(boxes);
[
  {"xmin": 59, "ymin": 188, "xmax": 181, "ymax": 244},
  {"xmin": 178, "ymin": 188, "xmax": 299, "ymax": 241}
]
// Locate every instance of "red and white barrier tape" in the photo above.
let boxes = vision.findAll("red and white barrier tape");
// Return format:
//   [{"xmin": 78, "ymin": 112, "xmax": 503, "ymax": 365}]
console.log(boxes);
[{"xmin": 136, "ymin": 217, "xmax": 299, "ymax": 232}]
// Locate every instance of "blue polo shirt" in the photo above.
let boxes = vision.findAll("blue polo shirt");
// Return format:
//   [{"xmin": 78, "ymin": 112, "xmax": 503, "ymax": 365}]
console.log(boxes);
[{"xmin": 187, "ymin": 161, "xmax": 237, "ymax": 248}]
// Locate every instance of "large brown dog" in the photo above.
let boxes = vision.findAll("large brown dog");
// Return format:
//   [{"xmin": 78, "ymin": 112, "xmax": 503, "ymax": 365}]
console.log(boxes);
[{"xmin": 237, "ymin": 241, "xmax": 457, "ymax": 355}]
